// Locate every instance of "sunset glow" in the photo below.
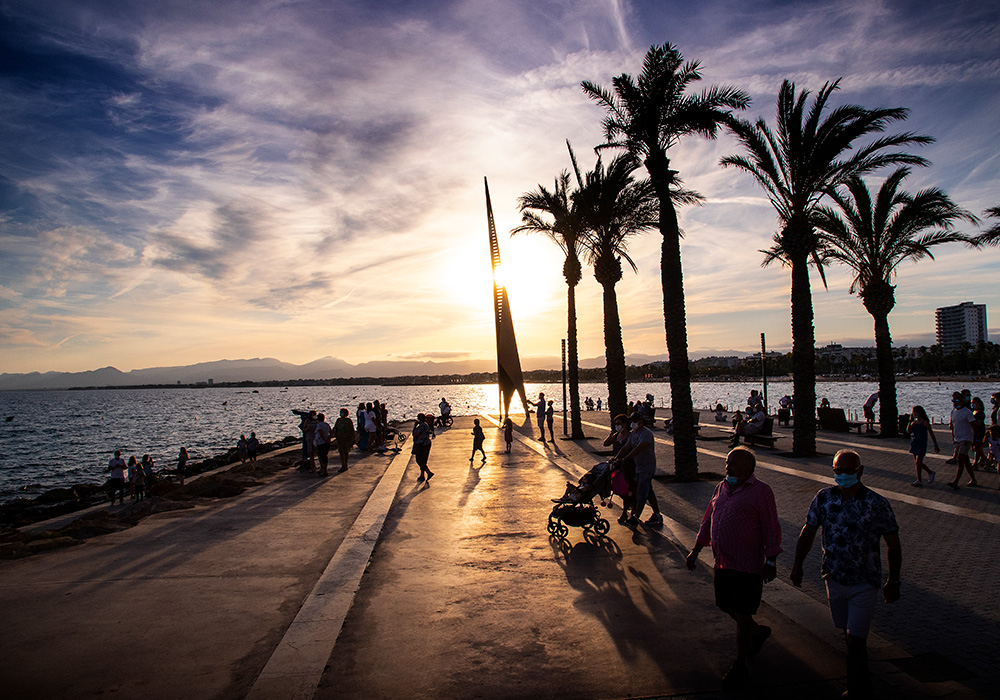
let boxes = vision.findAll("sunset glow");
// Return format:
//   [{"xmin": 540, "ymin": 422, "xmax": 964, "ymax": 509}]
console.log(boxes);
[{"xmin": 1, "ymin": 0, "xmax": 997, "ymax": 375}]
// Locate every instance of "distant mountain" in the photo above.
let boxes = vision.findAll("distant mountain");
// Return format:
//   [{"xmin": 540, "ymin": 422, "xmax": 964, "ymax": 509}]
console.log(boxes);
[
  {"xmin": 1, "ymin": 356, "xmax": 497, "ymax": 390},
  {"xmin": 0, "ymin": 349, "xmax": 766, "ymax": 391}
]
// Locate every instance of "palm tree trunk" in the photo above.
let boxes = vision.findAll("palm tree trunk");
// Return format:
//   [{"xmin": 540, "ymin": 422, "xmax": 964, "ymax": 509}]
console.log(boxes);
[
  {"xmin": 567, "ymin": 282, "xmax": 585, "ymax": 438},
  {"xmin": 601, "ymin": 280, "xmax": 628, "ymax": 422},
  {"xmin": 871, "ymin": 310, "xmax": 899, "ymax": 438},
  {"xmin": 646, "ymin": 154, "xmax": 697, "ymax": 478},
  {"xmin": 790, "ymin": 254, "xmax": 817, "ymax": 456}
]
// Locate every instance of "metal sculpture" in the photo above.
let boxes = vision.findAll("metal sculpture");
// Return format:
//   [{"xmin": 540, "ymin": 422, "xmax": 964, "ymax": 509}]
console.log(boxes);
[{"xmin": 485, "ymin": 177, "xmax": 528, "ymax": 418}]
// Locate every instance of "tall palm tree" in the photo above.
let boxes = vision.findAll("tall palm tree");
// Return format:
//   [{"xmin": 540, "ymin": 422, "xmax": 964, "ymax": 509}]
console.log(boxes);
[
  {"xmin": 571, "ymin": 149, "xmax": 663, "ymax": 421},
  {"xmin": 581, "ymin": 43, "xmax": 749, "ymax": 479},
  {"xmin": 973, "ymin": 206, "xmax": 1000, "ymax": 246},
  {"xmin": 721, "ymin": 79, "xmax": 932, "ymax": 456},
  {"xmin": 513, "ymin": 166, "xmax": 587, "ymax": 439},
  {"xmin": 809, "ymin": 167, "xmax": 976, "ymax": 437}
]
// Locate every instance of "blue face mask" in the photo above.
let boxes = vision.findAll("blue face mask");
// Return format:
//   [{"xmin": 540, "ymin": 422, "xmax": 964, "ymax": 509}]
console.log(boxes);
[
  {"xmin": 726, "ymin": 476, "xmax": 740, "ymax": 486},
  {"xmin": 835, "ymin": 473, "xmax": 859, "ymax": 488}
]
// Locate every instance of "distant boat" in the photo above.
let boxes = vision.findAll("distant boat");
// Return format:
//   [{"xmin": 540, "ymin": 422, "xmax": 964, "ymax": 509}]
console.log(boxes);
[{"xmin": 252, "ymin": 390, "xmax": 259, "ymax": 393}]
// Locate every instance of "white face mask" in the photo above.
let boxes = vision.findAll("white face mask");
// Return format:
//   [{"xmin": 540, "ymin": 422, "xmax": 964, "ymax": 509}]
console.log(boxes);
[
  {"xmin": 615, "ymin": 424, "xmax": 624, "ymax": 431},
  {"xmin": 630, "ymin": 422, "xmax": 638, "ymax": 430}
]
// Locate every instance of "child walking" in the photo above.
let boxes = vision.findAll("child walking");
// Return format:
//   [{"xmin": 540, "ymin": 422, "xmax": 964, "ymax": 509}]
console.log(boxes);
[
  {"xmin": 471, "ymin": 419, "xmax": 487, "ymax": 463},
  {"xmin": 906, "ymin": 405, "xmax": 939, "ymax": 486},
  {"xmin": 503, "ymin": 418, "xmax": 513, "ymax": 454}
]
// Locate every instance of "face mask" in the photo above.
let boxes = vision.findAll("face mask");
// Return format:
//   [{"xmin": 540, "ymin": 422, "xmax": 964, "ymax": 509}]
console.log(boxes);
[
  {"xmin": 835, "ymin": 473, "xmax": 859, "ymax": 488},
  {"xmin": 726, "ymin": 476, "xmax": 740, "ymax": 486},
  {"xmin": 615, "ymin": 424, "xmax": 623, "ymax": 431},
  {"xmin": 630, "ymin": 422, "xmax": 638, "ymax": 430}
]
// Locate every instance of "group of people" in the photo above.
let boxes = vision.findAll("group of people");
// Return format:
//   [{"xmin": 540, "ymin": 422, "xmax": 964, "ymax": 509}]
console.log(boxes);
[
  {"xmin": 687, "ymin": 446, "xmax": 900, "ymax": 695},
  {"xmin": 603, "ymin": 411, "xmax": 663, "ymax": 528},
  {"xmin": 729, "ymin": 391, "xmax": 768, "ymax": 446},
  {"xmin": 106, "ymin": 451, "xmax": 157, "ymax": 504},
  {"xmin": 931, "ymin": 389, "xmax": 1000, "ymax": 490},
  {"xmin": 235, "ymin": 432, "xmax": 260, "ymax": 464},
  {"xmin": 293, "ymin": 408, "xmax": 357, "ymax": 477},
  {"xmin": 583, "ymin": 397, "xmax": 603, "ymax": 411}
]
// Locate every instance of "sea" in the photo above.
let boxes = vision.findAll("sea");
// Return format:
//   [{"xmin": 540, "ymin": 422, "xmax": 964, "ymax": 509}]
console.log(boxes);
[{"xmin": 0, "ymin": 380, "xmax": 993, "ymax": 503}]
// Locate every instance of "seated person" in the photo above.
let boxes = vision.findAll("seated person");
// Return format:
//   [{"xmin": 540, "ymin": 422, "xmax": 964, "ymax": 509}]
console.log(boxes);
[
  {"xmin": 731, "ymin": 403, "xmax": 767, "ymax": 447},
  {"xmin": 714, "ymin": 403, "xmax": 727, "ymax": 422}
]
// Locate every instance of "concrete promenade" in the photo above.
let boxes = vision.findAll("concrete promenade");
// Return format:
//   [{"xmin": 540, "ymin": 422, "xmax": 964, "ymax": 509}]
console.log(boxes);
[{"xmin": 1, "ymin": 411, "xmax": 996, "ymax": 699}]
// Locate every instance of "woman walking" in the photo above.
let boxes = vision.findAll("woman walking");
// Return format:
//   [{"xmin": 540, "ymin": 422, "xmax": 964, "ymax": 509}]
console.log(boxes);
[{"xmin": 906, "ymin": 405, "xmax": 939, "ymax": 486}]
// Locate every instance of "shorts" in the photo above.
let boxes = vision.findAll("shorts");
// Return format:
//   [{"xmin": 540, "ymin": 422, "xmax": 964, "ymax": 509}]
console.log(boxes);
[
  {"xmin": 955, "ymin": 440, "xmax": 971, "ymax": 456},
  {"xmin": 713, "ymin": 568, "xmax": 764, "ymax": 615},
  {"xmin": 825, "ymin": 580, "xmax": 878, "ymax": 638},
  {"xmin": 863, "ymin": 406, "xmax": 875, "ymax": 421},
  {"xmin": 744, "ymin": 423, "xmax": 762, "ymax": 436}
]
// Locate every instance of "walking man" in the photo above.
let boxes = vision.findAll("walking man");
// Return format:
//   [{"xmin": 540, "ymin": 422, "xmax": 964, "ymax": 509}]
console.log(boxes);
[
  {"xmin": 686, "ymin": 447, "xmax": 782, "ymax": 690},
  {"xmin": 790, "ymin": 449, "xmax": 901, "ymax": 698},
  {"xmin": 947, "ymin": 391, "xmax": 978, "ymax": 489}
]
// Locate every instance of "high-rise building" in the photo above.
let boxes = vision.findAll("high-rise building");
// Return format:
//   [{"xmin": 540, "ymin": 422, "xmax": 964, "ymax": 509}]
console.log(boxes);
[{"xmin": 935, "ymin": 301, "xmax": 988, "ymax": 353}]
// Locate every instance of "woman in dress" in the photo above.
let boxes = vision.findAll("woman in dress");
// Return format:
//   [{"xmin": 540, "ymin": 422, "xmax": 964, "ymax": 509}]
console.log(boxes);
[{"xmin": 906, "ymin": 405, "xmax": 938, "ymax": 486}]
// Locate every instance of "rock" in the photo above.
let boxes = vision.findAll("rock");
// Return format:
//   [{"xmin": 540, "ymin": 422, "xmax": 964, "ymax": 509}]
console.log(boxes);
[{"xmin": 26, "ymin": 536, "xmax": 80, "ymax": 553}]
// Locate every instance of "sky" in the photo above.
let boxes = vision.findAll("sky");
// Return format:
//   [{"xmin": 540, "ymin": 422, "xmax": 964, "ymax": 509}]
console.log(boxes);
[{"xmin": 1, "ymin": 0, "xmax": 999, "ymax": 375}]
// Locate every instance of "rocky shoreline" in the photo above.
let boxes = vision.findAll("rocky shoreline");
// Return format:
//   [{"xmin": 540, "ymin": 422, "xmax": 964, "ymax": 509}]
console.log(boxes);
[{"xmin": 0, "ymin": 435, "xmax": 303, "ymax": 558}]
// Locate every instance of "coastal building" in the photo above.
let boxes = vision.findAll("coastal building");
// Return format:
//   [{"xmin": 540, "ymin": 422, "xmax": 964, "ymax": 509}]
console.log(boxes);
[{"xmin": 935, "ymin": 301, "xmax": 988, "ymax": 353}]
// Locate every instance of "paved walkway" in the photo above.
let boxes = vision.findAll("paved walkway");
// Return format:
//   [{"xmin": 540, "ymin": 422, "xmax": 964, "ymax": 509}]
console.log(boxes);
[{"xmin": 0, "ymin": 412, "xmax": 995, "ymax": 699}]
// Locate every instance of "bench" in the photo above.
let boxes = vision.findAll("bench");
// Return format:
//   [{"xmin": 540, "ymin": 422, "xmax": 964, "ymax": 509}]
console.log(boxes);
[
  {"xmin": 818, "ymin": 407, "xmax": 864, "ymax": 434},
  {"xmin": 729, "ymin": 416, "xmax": 780, "ymax": 448}
]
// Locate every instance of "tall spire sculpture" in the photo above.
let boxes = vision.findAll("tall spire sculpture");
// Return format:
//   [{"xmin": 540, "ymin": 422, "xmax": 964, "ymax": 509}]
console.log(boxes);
[{"xmin": 485, "ymin": 177, "xmax": 528, "ymax": 418}]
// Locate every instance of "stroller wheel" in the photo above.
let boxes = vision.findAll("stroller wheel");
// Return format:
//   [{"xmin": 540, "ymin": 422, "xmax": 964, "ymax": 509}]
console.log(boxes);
[
  {"xmin": 547, "ymin": 520, "xmax": 557, "ymax": 534},
  {"xmin": 556, "ymin": 523, "xmax": 569, "ymax": 538},
  {"xmin": 594, "ymin": 518, "xmax": 610, "ymax": 536}
]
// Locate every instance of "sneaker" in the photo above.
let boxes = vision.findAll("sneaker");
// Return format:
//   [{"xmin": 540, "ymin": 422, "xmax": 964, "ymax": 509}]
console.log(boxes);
[
  {"xmin": 749, "ymin": 625, "xmax": 771, "ymax": 657},
  {"xmin": 945, "ymin": 457, "xmax": 957, "ymax": 465},
  {"xmin": 721, "ymin": 661, "xmax": 749, "ymax": 690},
  {"xmin": 417, "ymin": 475, "xmax": 425, "ymax": 482},
  {"xmin": 617, "ymin": 513, "xmax": 629, "ymax": 525},
  {"xmin": 426, "ymin": 471, "xmax": 434, "ymax": 480},
  {"xmin": 927, "ymin": 470, "xmax": 935, "ymax": 483},
  {"xmin": 645, "ymin": 513, "xmax": 664, "ymax": 527},
  {"xmin": 338, "ymin": 467, "xmax": 348, "ymax": 473},
  {"xmin": 626, "ymin": 516, "xmax": 639, "ymax": 528},
  {"xmin": 911, "ymin": 480, "xmax": 923, "ymax": 487},
  {"xmin": 946, "ymin": 481, "xmax": 959, "ymax": 490}
]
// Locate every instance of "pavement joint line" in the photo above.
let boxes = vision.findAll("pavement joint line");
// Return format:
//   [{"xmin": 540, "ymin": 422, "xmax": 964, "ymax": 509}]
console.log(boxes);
[
  {"xmin": 245, "ymin": 446, "xmax": 412, "ymax": 700},
  {"xmin": 578, "ymin": 418, "xmax": 1000, "ymax": 526}
]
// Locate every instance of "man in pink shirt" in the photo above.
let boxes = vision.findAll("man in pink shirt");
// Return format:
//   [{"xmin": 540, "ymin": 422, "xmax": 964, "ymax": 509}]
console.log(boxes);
[{"xmin": 686, "ymin": 447, "xmax": 782, "ymax": 690}]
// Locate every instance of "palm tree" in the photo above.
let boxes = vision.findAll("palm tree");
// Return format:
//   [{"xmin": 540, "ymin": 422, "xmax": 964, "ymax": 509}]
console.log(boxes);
[
  {"xmin": 581, "ymin": 43, "xmax": 750, "ymax": 479},
  {"xmin": 973, "ymin": 206, "xmax": 1000, "ymax": 246},
  {"xmin": 721, "ymin": 79, "xmax": 932, "ymax": 456},
  {"xmin": 810, "ymin": 167, "xmax": 976, "ymax": 437},
  {"xmin": 571, "ymin": 149, "xmax": 663, "ymax": 421},
  {"xmin": 513, "ymin": 165, "xmax": 587, "ymax": 439}
]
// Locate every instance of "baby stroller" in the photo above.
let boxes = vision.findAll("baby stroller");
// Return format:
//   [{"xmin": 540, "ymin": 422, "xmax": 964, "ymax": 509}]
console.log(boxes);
[{"xmin": 547, "ymin": 462, "xmax": 613, "ymax": 538}]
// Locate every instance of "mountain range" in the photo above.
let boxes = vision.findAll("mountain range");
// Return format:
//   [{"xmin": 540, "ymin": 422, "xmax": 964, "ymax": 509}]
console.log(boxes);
[{"xmin": 0, "ymin": 352, "xmax": 752, "ymax": 390}]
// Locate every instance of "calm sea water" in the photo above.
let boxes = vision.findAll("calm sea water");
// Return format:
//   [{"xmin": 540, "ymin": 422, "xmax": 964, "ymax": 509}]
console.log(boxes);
[{"xmin": 0, "ymin": 380, "xmax": 992, "ymax": 502}]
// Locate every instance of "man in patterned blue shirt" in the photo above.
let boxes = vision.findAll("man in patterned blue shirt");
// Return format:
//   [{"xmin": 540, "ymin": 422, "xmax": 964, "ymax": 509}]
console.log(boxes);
[{"xmin": 790, "ymin": 449, "xmax": 901, "ymax": 698}]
